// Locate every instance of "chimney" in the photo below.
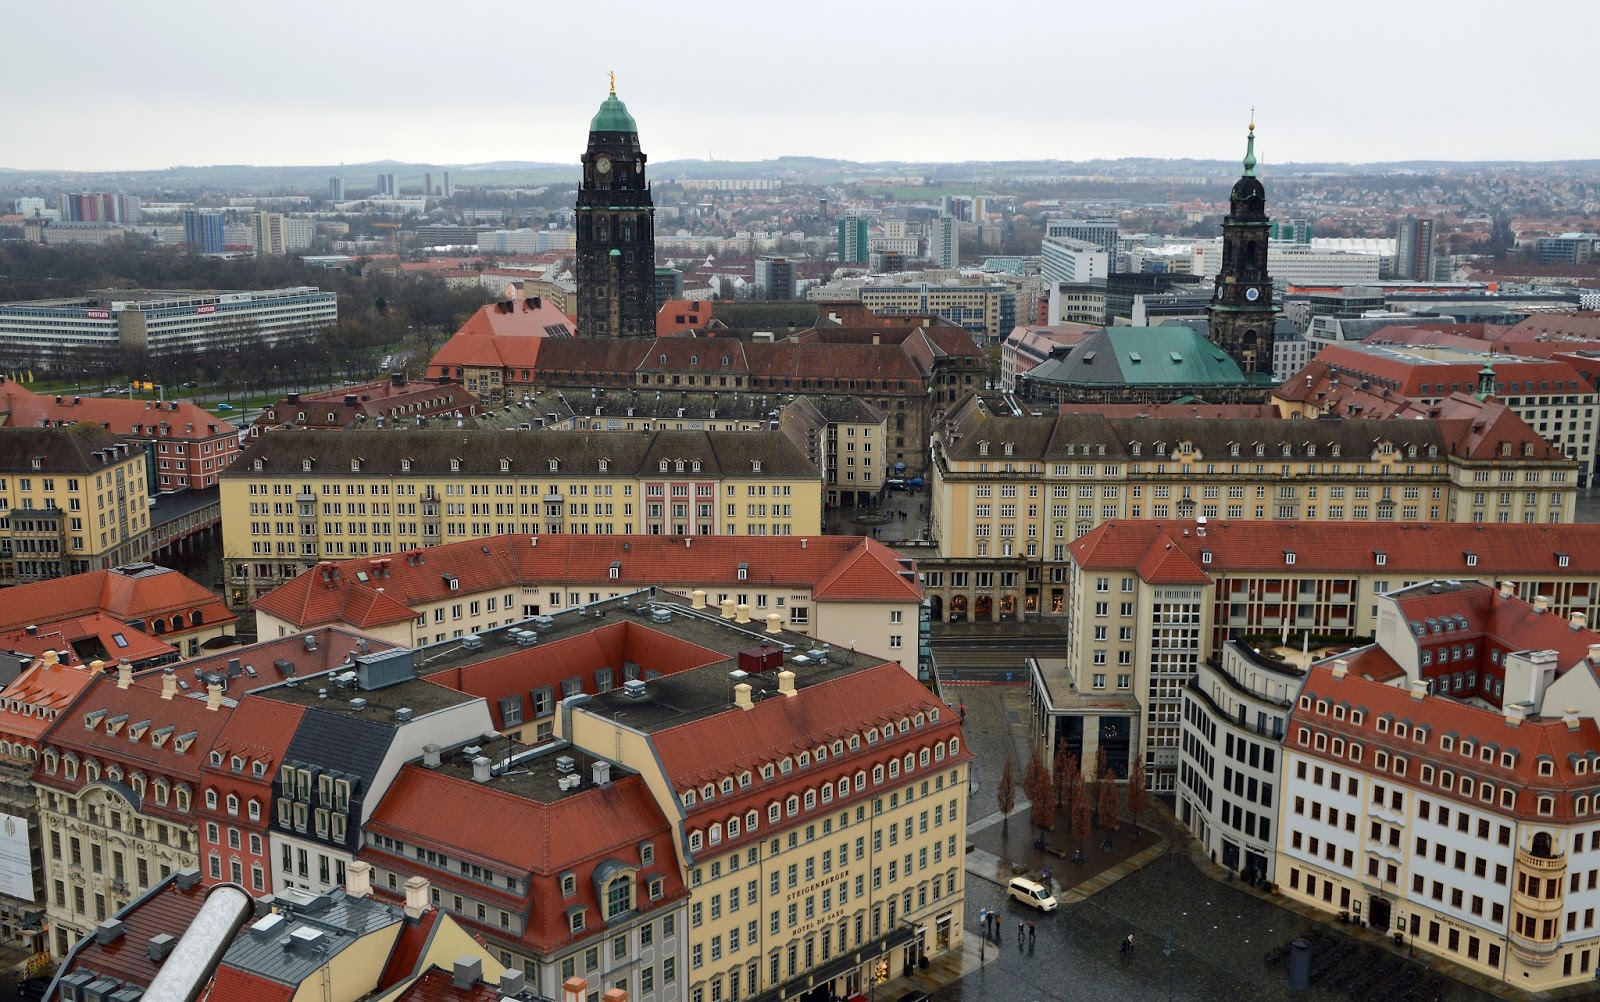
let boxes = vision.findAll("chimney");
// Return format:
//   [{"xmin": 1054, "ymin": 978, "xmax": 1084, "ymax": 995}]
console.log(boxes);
[
  {"xmin": 1572, "ymin": 612, "xmax": 1588, "ymax": 631},
  {"xmin": 94, "ymin": 919, "xmax": 126, "ymax": 945},
  {"xmin": 117, "ymin": 660, "xmax": 134, "ymax": 689},
  {"xmin": 345, "ymin": 859, "xmax": 372, "ymax": 898},
  {"xmin": 147, "ymin": 933, "xmax": 177, "ymax": 961},
  {"xmin": 720, "ymin": 598, "xmax": 736, "ymax": 620},
  {"xmin": 1589, "ymin": 643, "xmax": 1600, "ymax": 663},
  {"xmin": 422, "ymin": 743, "xmax": 441, "ymax": 768},
  {"xmin": 403, "ymin": 875, "xmax": 431, "ymax": 918},
  {"xmin": 564, "ymin": 977, "xmax": 590, "ymax": 1002},
  {"xmin": 1505, "ymin": 702, "xmax": 1528, "ymax": 728},
  {"xmin": 451, "ymin": 957, "xmax": 483, "ymax": 990},
  {"xmin": 174, "ymin": 867, "xmax": 201, "ymax": 889},
  {"xmin": 691, "ymin": 589, "xmax": 707, "ymax": 610},
  {"xmin": 500, "ymin": 971, "xmax": 528, "ymax": 996},
  {"xmin": 1331, "ymin": 659, "xmax": 1349, "ymax": 680},
  {"xmin": 734, "ymin": 682, "xmax": 753, "ymax": 710},
  {"xmin": 778, "ymin": 670, "xmax": 797, "ymax": 696},
  {"xmin": 1409, "ymin": 678, "xmax": 1428, "ymax": 701},
  {"xmin": 206, "ymin": 681, "xmax": 224, "ymax": 711},
  {"xmin": 604, "ymin": 989, "xmax": 629, "ymax": 1002},
  {"xmin": 1564, "ymin": 708, "xmax": 1582, "ymax": 732},
  {"xmin": 1534, "ymin": 595, "xmax": 1550, "ymax": 613},
  {"xmin": 766, "ymin": 613, "xmax": 782, "ymax": 635},
  {"xmin": 161, "ymin": 667, "xmax": 178, "ymax": 701},
  {"xmin": 593, "ymin": 760, "xmax": 611, "ymax": 787},
  {"xmin": 472, "ymin": 756, "xmax": 492, "ymax": 783},
  {"xmin": 1499, "ymin": 580, "xmax": 1515, "ymax": 599},
  {"xmin": 736, "ymin": 603, "xmax": 751, "ymax": 624}
]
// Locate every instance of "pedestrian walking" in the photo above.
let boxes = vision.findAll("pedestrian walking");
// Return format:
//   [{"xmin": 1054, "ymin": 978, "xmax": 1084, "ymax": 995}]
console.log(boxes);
[
  {"xmin": 1028, "ymin": 920, "xmax": 1036, "ymax": 944},
  {"xmin": 1120, "ymin": 933, "xmax": 1134, "ymax": 955},
  {"xmin": 1018, "ymin": 920, "xmax": 1025, "ymax": 946},
  {"xmin": 978, "ymin": 908, "xmax": 987, "ymax": 934}
]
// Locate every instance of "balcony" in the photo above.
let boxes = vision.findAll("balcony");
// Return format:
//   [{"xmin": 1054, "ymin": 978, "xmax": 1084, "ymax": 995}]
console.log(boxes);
[
  {"xmin": 1516, "ymin": 845, "xmax": 1567, "ymax": 873},
  {"xmin": 1508, "ymin": 930, "xmax": 1558, "ymax": 966}
]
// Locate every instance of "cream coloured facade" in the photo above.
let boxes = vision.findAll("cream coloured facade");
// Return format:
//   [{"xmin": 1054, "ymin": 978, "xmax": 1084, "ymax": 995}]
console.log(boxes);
[
  {"xmin": 922, "ymin": 393, "xmax": 1578, "ymax": 623},
  {"xmin": 222, "ymin": 429, "xmax": 823, "ymax": 608}
]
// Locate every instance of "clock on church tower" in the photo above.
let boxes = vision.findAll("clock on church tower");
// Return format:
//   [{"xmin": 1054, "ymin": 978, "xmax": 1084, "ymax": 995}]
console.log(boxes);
[
  {"xmin": 1207, "ymin": 115, "xmax": 1277, "ymax": 375},
  {"xmin": 575, "ymin": 75, "xmax": 657, "ymax": 337}
]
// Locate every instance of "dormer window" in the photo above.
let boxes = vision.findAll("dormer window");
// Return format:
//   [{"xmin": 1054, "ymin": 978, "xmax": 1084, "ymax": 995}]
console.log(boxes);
[
  {"xmin": 401, "ymin": 458, "xmax": 412, "ymax": 472},
  {"xmin": 350, "ymin": 458, "xmax": 361, "ymax": 472},
  {"xmin": 675, "ymin": 460, "xmax": 685, "ymax": 473},
  {"xmin": 450, "ymin": 458, "xmax": 461, "ymax": 472},
  {"xmin": 692, "ymin": 460, "xmax": 701, "ymax": 472},
  {"xmin": 302, "ymin": 459, "xmax": 313, "ymax": 472},
  {"xmin": 752, "ymin": 460, "xmax": 762, "ymax": 473},
  {"xmin": 500, "ymin": 458, "xmax": 511, "ymax": 472},
  {"xmin": 548, "ymin": 459, "xmax": 559, "ymax": 471},
  {"xmin": 599, "ymin": 459, "xmax": 609, "ymax": 472}
]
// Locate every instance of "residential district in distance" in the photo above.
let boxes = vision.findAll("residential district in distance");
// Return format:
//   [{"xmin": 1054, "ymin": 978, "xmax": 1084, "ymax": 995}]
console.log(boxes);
[{"xmin": 0, "ymin": 80, "xmax": 1599, "ymax": 1001}]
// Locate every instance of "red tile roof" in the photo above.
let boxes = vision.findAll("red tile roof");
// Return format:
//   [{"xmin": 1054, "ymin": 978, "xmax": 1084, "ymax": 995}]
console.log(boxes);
[
  {"xmin": 0, "ymin": 383, "xmax": 237, "ymax": 444},
  {"xmin": 56, "ymin": 876, "xmax": 212, "ymax": 993},
  {"xmin": 0, "ymin": 565, "xmax": 235, "ymax": 636},
  {"xmin": 424, "ymin": 301, "xmax": 575, "ymax": 378},
  {"xmin": 206, "ymin": 966, "xmax": 298, "ymax": 1002},
  {"xmin": 657, "ymin": 299, "xmax": 716, "ymax": 336},
  {"xmin": 1315, "ymin": 343, "xmax": 1588, "ymax": 400},
  {"xmin": 0, "ymin": 653, "xmax": 97, "ymax": 746},
  {"xmin": 1070, "ymin": 520, "xmax": 1600, "ymax": 581},
  {"xmin": 1293, "ymin": 661, "xmax": 1600, "ymax": 820},
  {"xmin": 0, "ymin": 614, "xmax": 176, "ymax": 668},
  {"xmin": 377, "ymin": 910, "xmax": 442, "ymax": 989},
  {"xmin": 254, "ymin": 535, "xmax": 920, "ymax": 630}
]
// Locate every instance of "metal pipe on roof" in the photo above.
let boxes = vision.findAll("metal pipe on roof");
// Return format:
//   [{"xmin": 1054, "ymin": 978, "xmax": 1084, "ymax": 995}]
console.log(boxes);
[{"xmin": 142, "ymin": 883, "xmax": 253, "ymax": 1002}]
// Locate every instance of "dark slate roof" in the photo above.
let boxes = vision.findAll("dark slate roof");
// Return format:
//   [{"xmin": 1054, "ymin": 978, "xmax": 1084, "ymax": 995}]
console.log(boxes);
[
  {"xmin": 940, "ymin": 392, "xmax": 1452, "ymax": 462},
  {"xmin": 273, "ymin": 709, "xmax": 397, "ymax": 852},
  {"xmin": 231, "ymin": 428, "xmax": 820, "ymax": 479},
  {"xmin": 710, "ymin": 301, "xmax": 823, "ymax": 331},
  {"xmin": 1023, "ymin": 327, "xmax": 1250, "ymax": 388},
  {"xmin": 215, "ymin": 888, "xmax": 402, "ymax": 987},
  {"xmin": 0, "ymin": 423, "xmax": 134, "ymax": 473}
]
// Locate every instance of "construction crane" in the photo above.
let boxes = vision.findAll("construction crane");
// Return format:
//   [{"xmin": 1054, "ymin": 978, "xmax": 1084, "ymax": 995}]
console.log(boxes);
[{"xmin": 373, "ymin": 222, "xmax": 401, "ymax": 254}]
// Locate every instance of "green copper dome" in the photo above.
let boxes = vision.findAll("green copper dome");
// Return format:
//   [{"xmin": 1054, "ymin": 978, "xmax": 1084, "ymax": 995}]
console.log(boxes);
[{"xmin": 590, "ymin": 91, "xmax": 638, "ymax": 133}]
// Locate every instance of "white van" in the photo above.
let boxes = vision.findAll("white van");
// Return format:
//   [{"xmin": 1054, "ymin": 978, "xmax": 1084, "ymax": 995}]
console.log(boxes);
[{"xmin": 1007, "ymin": 876, "xmax": 1058, "ymax": 912}]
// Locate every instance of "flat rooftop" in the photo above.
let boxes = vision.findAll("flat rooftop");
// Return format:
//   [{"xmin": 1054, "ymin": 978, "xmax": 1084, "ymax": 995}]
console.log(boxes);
[{"xmin": 431, "ymin": 738, "xmax": 640, "ymax": 805}]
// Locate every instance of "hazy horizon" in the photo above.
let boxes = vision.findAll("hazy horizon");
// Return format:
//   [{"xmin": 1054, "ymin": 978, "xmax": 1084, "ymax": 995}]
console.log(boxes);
[{"xmin": 4, "ymin": 0, "xmax": 1590, "ymax": 172}]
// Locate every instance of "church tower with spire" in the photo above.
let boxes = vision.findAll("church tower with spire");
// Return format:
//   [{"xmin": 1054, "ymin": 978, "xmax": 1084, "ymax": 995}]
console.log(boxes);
[
  {"xmin": 1207, "ymin": 114, "xmax": 1276, "ymax": 375},
  {"xmin": 576, "ymin": 75, "xmax": 656, "ymax": 337}
]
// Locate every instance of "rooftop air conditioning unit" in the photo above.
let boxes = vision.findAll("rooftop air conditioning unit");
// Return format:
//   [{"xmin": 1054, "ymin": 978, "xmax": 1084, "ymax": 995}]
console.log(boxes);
[{"xmin": 462, "ymin": 634, "xmax": 483, "ymax": 651}]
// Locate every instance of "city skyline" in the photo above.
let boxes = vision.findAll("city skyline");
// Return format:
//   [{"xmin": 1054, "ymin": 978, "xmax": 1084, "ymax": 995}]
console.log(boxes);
[{"xmin": 3, "ymin": 0, "xmax": 1591, "ymax": 172}]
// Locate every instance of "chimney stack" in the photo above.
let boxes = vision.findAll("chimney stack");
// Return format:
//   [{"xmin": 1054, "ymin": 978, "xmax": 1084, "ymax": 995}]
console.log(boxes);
[
  {"xmin": 345, "ymin": 859, "xmax": 372, "ymax": 898},
  {"xmin": 1534, "ymin": 595, "xmax": 1551, "ymax": 613},
  {"xmin": 734, "ymin": 682, "xmax": 753, "ymax": 710},
  {"xmin": 1564, "ymin": 708, "xmax": 1583, "ymax": 732},
  {"xmin": 691, "ymin": 589, "xmax": 707, "ymax": 610},
  {"xmin": 472, "ymin": 756, "xmax": 492, "ymax": 783},
  {"xmin": 1331, "ymin": 659, "xmax": 1349, "ymax": 680},
  {"xmin": 1409, "ymin": 678, "xmax": 1428, "ymax": 701},
  {"xmin": 403, "ymin": 875, "xmax": 431, "ymax": 918},
  {"xmin": 563, "ymin": 977, "xmax": 590, "ymax": 1002},
  {"xmin": 766, "ymin": 613, "xmax": 782, "ymax": 635},
  {"xmin": 117, "ymin": 660, "xmax": 134, "ymax": 689},
  {"xmin": 735, "ymin": 603, "xmax": 751, "ymax": 624},
  {"xmin": 778, "ymin": 670, "xmax": 797, "ymax": 696},
  {"xmin": 1499, "ymin": 580, "xmax": 1515, "ymax": 599},
  {"xmin": 161, "ymin": 667, "xmax": 178, "ymax": 701},
  {"xmin": 720, "ymin": 598, "xmax": 736, "ymax": 620},
  {"xmin": 1505, "ymin": 702, "xmax": 1528, "ymax": 728},
  {"xmin": 451, "ymin": 957, "xmax": 483, "ymax": 990},
  {"xmin": 1571, "ymin": 612, "xmax": 1588, "ymax": 631},
  {"xmin": 206, "ymin": 681, "xmax": 224, "ymax": 711},
  {"xmin": 604, "ymin": 989, "xmax": 629, "ymax": 1002}
]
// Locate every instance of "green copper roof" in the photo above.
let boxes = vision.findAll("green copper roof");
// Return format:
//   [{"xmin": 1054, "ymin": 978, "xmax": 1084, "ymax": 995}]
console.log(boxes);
[
  {"xmin": 590, "ymin": 91, "xmax": 638, "ymax": 133},
  {"xmin": 1242, "ymin": 112, "xmax": 1257, "ymax": 176},
  {"xmin": 1027, "ymin": 327, "xmax": 1249, "ymax": 388}
]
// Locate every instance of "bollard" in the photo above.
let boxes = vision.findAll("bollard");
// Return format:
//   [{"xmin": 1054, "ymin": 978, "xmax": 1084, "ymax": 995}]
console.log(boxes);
[{"xmin": 1287, "ymin": 938, "xmax": 1311, "ymax": 991}]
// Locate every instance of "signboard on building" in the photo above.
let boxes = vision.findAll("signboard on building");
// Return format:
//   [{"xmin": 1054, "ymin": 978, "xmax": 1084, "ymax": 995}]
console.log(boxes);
[{"xmin": 0, "ymin": 812, "xmax": 34, "ymax": 902}]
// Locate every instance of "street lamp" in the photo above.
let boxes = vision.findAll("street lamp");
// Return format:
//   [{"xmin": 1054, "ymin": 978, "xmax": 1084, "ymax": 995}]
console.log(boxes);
[{"xmin": 1163, "ymin": 936, "xmax": 1176, "ymax": 1002}]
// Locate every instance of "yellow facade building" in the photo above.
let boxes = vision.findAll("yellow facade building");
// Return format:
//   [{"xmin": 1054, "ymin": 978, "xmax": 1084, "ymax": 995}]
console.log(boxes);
[
  {"xmin": 0, "ymin": 424, "xmax": 151, "ymax": 585},
  {"xmin": 923, "ymin": 393, "xmax": 1578, "ymax": 623},
  {"xmin": 221, "ymin": 429, "xmax": 823, "ymax": 608}
]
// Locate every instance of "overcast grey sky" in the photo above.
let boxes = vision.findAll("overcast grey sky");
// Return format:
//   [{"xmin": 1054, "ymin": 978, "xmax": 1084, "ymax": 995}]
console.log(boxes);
[{"xmin": 5, "ymin": 0, "xmax": 1589, "ymax": 171}]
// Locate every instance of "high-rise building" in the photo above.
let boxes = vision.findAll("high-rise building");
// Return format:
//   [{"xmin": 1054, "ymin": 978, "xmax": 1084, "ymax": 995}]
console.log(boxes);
[
  {"xmin": 653, "ymin": 266, "xmax": 684, "ymax": 304},
  {"xmin": 251, "ymin": 210, "xmax": 287, "ymax": 256},
  {"xmin": 182, "ymin": 209, "xmax": 225, "ymax": 255},
  {"xmin": 328, "ymin": 177, "xmax": 344, "ymax": 201},
  {"xmin": 838, "ymin": 215, "xmax": 870, "ymax": 264},
  {"xmin": 929, "ymin": 214, "xmax": 960, "ymax": 268},
  {"xmin": 57, "ymin": 192, "xmax": 140, "ymax": 224},
  {"xmin": 1044, "ymin": 216, "xmax": 1118, "ymax": 263},
  {"xmin": 754, "ymin": 256, "xmax": 796, "ymax": 299},
  {"xmin": 441, "ymin": 171, "xmax": 454, "ymax": 198},
  {"xmin": 423, "ymin": 171, "xmax": 434, "ymax": 197},
  {"xmin": 1040, "ymin": 235, "xmax": 1108, "ymax": 288},
  {"xmin": 1270, "ymin": 217, "xmax": 1313, "ymax": 243},
  {"xmin": 1207, "ymin": 117, "xmax": 1276, "ymax": 375},
  {"xmin": 376, "ymin": 172, "xmax": 397, "ymax": 198},
  {"xmin": 1394, "ymin": 216, "xmax": 1437, "ymax": 280},
  {"xmin": 575, "ymin": 79, "xmax": 656, "ymax": 336}
]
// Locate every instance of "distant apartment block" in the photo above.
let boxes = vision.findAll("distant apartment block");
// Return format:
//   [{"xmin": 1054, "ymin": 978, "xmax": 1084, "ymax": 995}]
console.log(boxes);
[
  {"xmin": 182, "ymin": 210, "xmax": 225, "ymax": 255},
  {"xmin": 251, "ymin": 211, "xmax": 287, "ymax": 256},
  {"xmin": 930, "ymin": 215, "xmax": 960, "ymax": 268},
  {"xmin": 859, "ymin": 283, "xmax": 1009, "ymax": 343},
  {"xmin": 57, "ymin": 192, "xmax": 140, "ymax": 224},
  {"xmin": 1041, "ymin": 235, "xmax": 1109, "ymax": 288},
  {"xmin": 839, "ymin": 215, "xmax": 870, "ymax": 264},
  {"xmin": 1045, "ymin": 217, "xmax": 1119, "ymax": 262},
  {"xmin": 328, "ymin": 177, "xmax": 344, "ymax": 201},
  {"xmin": 1534, "ymin": 233, "xmax": 1600, "ymax": 266},
  {"xmin": 0, "ymin": 287, "xmax": 338, "ymax": 366},
  {"xmin": 375, "ymin": 172, "xmax": 398, "ymax": 197},
  {"xmin": 754, "ymin": 256, "xmax": 797, "ymax": 299},
  {"xmin": 1395, "ymin": 216, "xmax": 1437, "ymax": 281}
]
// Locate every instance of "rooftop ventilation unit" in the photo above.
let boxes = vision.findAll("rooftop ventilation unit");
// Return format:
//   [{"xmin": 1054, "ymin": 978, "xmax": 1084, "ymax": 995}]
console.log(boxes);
[
  {"xmin": 289, "ymin": 926, "xmax": 326, "ymax": 951},
  {"xmin": 354, "ymin": 647, "xmax": 415, "ymax": 691},
  {"xmin": 623, "ymin": 679, "xmax": 647, "ymax": 698},
  {"xmin": 334, "ymin": 672, "xmax": 359, "ymax": 690},
  {"xmin": 461, "ymin": 634, "xmax": 483, "ymax": 651},
  {"xmin": 349, "ymin": 698, "xmax": 368, "ymax": 712},
  {"xmin": 791, "ymin": 654, "xmax": 812, "ymax": 667},
  {"xmin": 555, "ymin": 755, "xmax": 576, "ymax": 774},
  {"xmin": 395, "ymin": 707, "xmax": 413, "ymax": 723},
  {"xmin": 530, "ymin": 615, "xmax": 556, "ymax": 631},
  {"xmin": 515, "ymin": 630, "xmax": 538, "ymax": 647},
  {"xmin": 650, "ymin": 608, "xmax": 673, "ymax": 624},
  {"xmin": 463, "ymin": 745, "xmax": 482, "ymax": 759},
  {"xmin": 558, "ymin": 773, "xmax": 582, "ymax": 791}
]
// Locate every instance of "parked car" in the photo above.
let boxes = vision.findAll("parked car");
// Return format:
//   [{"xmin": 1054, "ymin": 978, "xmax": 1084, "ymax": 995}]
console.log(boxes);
[
  {"xmin": 215, "ymin": 403, "xmax": 235, "ymax": 411},
  {"xmin": 1007, "ymin": 876, "xmax": 1058, "ymax": 912}
]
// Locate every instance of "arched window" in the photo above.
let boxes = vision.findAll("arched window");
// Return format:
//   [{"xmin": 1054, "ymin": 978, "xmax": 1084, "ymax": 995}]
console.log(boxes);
[{"xmin": 606, "ymin": 875, "xmax": 633, "ymax": 918}]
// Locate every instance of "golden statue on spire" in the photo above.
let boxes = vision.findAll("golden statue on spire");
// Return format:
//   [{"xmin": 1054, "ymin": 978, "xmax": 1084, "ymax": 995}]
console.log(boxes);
[
  {"xmin": 1249, "ymin": 106, "xmax": 1256, "ymax": 132},
  {"xmin": 609, "ymin": 71, "xmax": 616, "ymax": 95}
]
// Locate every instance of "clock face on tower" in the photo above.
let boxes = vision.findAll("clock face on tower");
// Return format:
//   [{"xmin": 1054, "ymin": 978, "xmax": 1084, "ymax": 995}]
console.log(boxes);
[
  {"xmin": 595, "ymin": 155, "xmax": 612, "ymax": 174},
  {"xmin": 1245, "ymin": 287, "xmax": 1260, "ymax": 302}
]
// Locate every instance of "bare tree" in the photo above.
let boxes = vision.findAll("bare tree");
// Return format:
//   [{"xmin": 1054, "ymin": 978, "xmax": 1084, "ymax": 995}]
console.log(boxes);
[
  {"xmin": 1098, "ymin": 768, "xmax": 1120, "ymax": 834},
  {"xmin": 1054, "ymin": 745, "xmax": 1078, "ymax": 819},
  {"xmin": 1024, "ymin": 745, "xmax": 1056, "ymax": 833},
  {"xmin": 1071, "ymin": 774, "xmax": 1092, "ymax": 846},
  {"xmin": 997, "ymin": 755, "xmax": 1016, "ymax": 834},
  {"xmin": 1126, "ymin": 754, "xmax": 1149, "ymax": 834}
]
